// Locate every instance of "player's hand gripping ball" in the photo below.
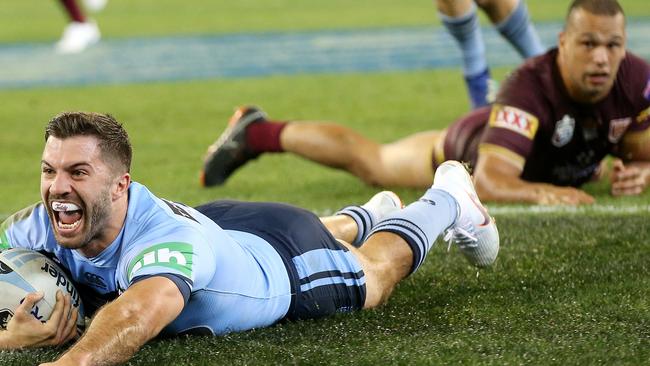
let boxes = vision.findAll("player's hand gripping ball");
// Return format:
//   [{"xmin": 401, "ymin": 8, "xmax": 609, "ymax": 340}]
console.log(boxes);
[{"xmin": 0, "ymin": 248, "xmax": 85, "ymax": 332}]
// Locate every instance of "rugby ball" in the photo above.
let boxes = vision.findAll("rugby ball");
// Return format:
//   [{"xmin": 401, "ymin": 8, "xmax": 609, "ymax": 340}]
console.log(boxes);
[{"xmin": 0, "ymin": 248, "xmax": 85, "ymax": 332}]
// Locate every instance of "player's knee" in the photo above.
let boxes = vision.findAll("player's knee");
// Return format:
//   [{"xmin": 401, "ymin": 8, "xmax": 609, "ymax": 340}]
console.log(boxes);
[
  {"xmin": 361, "ymin": 261, "xmax": 402, "ymax": 309},
  {"xmin": 363, "ymin": 278, "xmax": 394, "ymax": 309}
]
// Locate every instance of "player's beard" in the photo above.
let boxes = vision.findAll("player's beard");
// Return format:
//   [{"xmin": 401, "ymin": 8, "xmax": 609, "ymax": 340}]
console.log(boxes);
[
  {"xmin": 80, "ymin": 189, "xmax": 113, "ymax": 248},
  {"xmin": 51, "ymin": 187, "xmax": 113, "ymax": 250}
]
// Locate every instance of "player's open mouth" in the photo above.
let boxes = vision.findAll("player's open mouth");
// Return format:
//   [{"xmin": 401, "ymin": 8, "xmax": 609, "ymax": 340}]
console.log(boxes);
[{"xmin": 51, "ymin": 201, "xmax": 84, "ymax": 234}]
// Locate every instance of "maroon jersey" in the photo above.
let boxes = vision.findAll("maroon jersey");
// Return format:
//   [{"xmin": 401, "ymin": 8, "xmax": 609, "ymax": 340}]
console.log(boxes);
[
  {"xmin": 439, "ymin": 48, "xmax": 650, "ymax": 187},
  {"xmin": 437, "ymin": 107, "xmax": 490, "ymax": 170}
]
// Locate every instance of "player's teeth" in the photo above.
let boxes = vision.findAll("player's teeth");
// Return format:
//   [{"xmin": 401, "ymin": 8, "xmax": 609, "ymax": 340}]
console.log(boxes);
[
  {"xmin": 52, "ymin": 202, "xmax": 81, "ymax": 212},
  {"xmin": 57, "ymin": 219, "xmax": 81, "ymax": 230}
]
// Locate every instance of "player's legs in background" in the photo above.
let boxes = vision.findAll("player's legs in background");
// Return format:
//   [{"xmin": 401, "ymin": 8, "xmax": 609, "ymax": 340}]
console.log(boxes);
[
  {"xmin": 437, "ymin": 0, "xmax": 543, "ymax": 109},
  {"xmin": 437, "ymin": 0, "xmax": 490, "ymax": 109},
  {"xmin": 477, "ymin": 0, "xmax": 544, "ymax": 58},
  {"xmin": 201, "ymin": 106, "xmax": 441, "ymax": 188},
  {"xmin": 59, "ymin": 0, "xmax": 85, "ymax": 23},
  {"xmin": 281, "ymin": 124, "xmax": 441, "ymax": 188},
  {"xmin": 56, "ymin": 0, "xmax": 101, "ymax": 54}
]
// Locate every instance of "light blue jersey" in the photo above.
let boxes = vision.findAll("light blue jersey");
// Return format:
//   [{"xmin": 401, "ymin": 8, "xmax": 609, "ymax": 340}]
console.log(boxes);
[{"xmin": 0, "ymin": 182, "xmax": 292, "ymax": 335}]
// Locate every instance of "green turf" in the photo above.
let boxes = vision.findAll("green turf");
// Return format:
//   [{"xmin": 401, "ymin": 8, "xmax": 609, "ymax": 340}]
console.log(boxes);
[{"xmin": 1, "ymin": 1, "xmax": 650, "ymax": 365}]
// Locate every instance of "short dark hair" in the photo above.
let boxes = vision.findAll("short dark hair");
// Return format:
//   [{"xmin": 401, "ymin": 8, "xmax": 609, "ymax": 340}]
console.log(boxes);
[
  {"xmin": 567, "ymin": 0, "xmax": 624, "ymax": 19},
  {"xmin": 45, "ymin": 112, "xmax": 132, "ymax": 173}
]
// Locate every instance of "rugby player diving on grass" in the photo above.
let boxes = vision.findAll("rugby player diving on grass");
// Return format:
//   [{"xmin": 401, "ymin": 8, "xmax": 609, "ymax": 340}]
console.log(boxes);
[
  {"xmin": 201, "ymin": 0, "xmax": 650, "ymax": 206},
  {"xmin": 0, "ymin": 111, "xmax": 498, "ymax": 366}
]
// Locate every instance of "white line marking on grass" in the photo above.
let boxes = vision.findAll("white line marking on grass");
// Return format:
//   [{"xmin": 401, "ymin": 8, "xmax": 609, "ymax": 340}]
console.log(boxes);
[
  {"xmin": 314, "ymin": 204, "xmax": 650, "ymax": 218},
  {"xmin": 486, "ymin": 204, "xmax": 650, "ymax": 215}
]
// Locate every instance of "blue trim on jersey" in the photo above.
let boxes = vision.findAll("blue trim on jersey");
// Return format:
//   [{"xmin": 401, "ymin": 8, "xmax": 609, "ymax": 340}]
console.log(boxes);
[
  {"xmin": 299, "ymin": 274, "xmax": 366, "ymax": 293},
  {"xmin": 298, "ymin": 269, "xmax": 364, "ymax": 285},
  {"xmin": 132, "ymin": 273, "xmax": 191, "ymax": 306},
  {"xmin": 292, "ymin": 249, "xmax": 365, "ymax": 292}
]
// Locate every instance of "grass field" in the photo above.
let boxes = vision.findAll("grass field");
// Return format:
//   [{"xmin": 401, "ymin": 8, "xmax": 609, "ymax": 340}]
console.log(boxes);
[{"xmin": 1, "ymin": 1, "xmax": 650, "ymax": 365}]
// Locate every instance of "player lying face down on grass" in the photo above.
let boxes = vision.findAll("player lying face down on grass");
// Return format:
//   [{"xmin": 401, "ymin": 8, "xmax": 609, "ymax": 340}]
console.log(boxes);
[
  {"xmin": 0, "ymin": 111, "xmax": 499, "ymax": 366},
  {"xmin": 200, "ymin": 0, "xmax": 650, "ymax": 206}
]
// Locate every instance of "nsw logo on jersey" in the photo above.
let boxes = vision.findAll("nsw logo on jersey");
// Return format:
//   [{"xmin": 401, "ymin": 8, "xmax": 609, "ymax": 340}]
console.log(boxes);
[
  {"xmin": 489, "ymin": 104, "xmax": 539, "ymax": 140},
  {"xmin": 127, "ymin": 242, "xmax": 194, "ymax": 281}
]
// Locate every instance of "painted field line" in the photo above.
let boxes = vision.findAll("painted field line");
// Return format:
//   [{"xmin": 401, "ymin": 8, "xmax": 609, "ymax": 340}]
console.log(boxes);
[
  {"xmin": 315, "ymin": 203, "xmax": 650, "ymax": 218},
  {"xmin": 483, "ymin": 204, "xmax": 650, "ymax": 216}
]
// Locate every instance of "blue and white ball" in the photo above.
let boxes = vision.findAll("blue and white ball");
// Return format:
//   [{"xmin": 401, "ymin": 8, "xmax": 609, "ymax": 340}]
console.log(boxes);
[{"xmin": 0, "ymin": 248, "xmax": 85, "ymax": 332}]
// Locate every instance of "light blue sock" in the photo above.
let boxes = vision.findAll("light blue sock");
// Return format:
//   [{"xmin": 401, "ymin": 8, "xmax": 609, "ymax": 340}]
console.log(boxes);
[
  {"xmin": 368, "ymin": 189, "xmax": 457, "ymax": 275},
  {"xmin": 336, "ymin": 205, "xmax": 374, "ymax": 247},
  {"xmin": 496, "ymin": 0, "xmax": 545, "ymax": 58},
  {"xmin": 440, "ymin": 4, "xmax": 487, "ymax": 77}
]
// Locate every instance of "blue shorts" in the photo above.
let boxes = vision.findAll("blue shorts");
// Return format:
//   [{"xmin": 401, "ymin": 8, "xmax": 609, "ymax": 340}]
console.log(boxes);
[{"xmin": 194, "ymin": 200, "xmax": 367, "ymax": 320}]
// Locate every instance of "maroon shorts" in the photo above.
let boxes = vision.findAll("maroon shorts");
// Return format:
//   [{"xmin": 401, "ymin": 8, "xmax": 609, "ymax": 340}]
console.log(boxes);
[{"xmin": 433, "ymin": 106, "xmax": 490, "ymax": 170}]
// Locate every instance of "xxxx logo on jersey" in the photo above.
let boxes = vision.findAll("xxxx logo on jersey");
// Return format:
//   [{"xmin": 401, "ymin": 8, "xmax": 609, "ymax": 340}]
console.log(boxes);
[
  {"xmin": 127, "ymin": 242, "xmax": 194, "ymax": 281},
  {"xmin": 489, "ymin": 104, "xmax": 539, "ymax": 140}
]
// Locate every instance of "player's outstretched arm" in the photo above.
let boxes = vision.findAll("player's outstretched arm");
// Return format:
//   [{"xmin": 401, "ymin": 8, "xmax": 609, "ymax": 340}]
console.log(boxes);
[
  {"xmin": 474, "ymin": 150, "xmax": 595, "ymax": 205},
  {"xmin": 42, "ymin": 276, "xmax": 184, "ymax": 366},
  {"xmin": 0, "ymin": 290, "xmax": 78, "ymax": 349}
]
